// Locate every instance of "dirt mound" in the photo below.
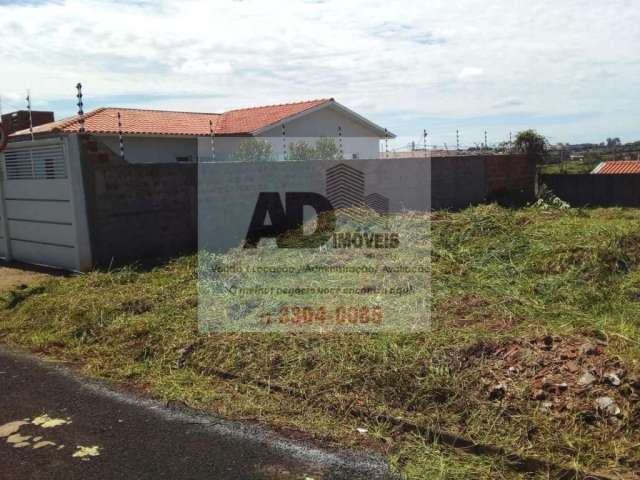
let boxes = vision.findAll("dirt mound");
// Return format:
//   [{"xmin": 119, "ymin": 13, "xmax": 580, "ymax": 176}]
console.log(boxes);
[
  {"xmin": 440, "ymin": 294, "xmax": 520, "ymax": 332},
  {"xmin": 460, "ymin": 335, "xmax": 640, "ymax": 425}
]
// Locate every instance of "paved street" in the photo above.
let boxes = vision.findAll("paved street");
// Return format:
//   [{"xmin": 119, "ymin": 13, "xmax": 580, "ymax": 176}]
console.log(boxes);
[{"xmin": 0, "ymin": 347, "xmax": 394, "ymax": 480}]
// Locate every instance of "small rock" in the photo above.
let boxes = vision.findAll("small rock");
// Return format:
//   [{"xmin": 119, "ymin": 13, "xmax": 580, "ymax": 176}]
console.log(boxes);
[
  {"xmin": 595, "ymin": 396, "xmax": 621, "ymax": 417},
  {"xmin": 577, "ymin": 372, "xmax": 597, "ymax": 387},
  {"xmin": 595, "ymin": 396, "xmax": 613, "ymax": 409},
  {"xmin": 604, "ymin": 372, "xmax": 622, "ymax": 387},
  {"xmin": 356, "ymin": 427, "xmax": 368, "ymax": 434},
  {"xmin": 507, "ymin": 366, "xmax": 519, "ymax": 375},
  {"xmin": 541, "ymin": 401, "xmax": 553, "ymax": 413},
  {"xmin": 557, "ymin": 382, "xmax": 568, "ymax": 391}
]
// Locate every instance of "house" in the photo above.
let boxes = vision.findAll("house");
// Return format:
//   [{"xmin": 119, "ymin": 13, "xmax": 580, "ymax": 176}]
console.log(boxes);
[
  {"xmin": 591, "ymin": 161, "xmax": 640, "ymax": 174},
  {"xmin": 0, "ymin": 99, "xmax": 393, "ymax": 272},
  {"xmin": 6, "ymin": 98, "xmax": 393, "ymax": 163}
]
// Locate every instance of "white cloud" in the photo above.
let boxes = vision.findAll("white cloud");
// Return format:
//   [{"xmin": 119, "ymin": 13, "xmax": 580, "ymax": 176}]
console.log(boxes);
[
  {"xmin": 458, "ymin": 67, "xmax": 484, "ymax": 80},
  {"xmin": 173, "ymin": 60, "xmax": 233, "ymax": 75},
  {"xmin": 0, "ymin": 0, "xmax": 638, "ymax": 143}
]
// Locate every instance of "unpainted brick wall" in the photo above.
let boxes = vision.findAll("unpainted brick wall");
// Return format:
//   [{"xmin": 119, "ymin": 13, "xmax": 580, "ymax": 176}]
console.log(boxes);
[
  {"xmin": 81, "ymin": 140, "xmax": 197, "ymax": 266},
  {"xmin": 431, "ymin": 154, "xmax": 535, "ymax": 209},
  {"xmin": 485, "ymin": 154, "xmax": 535, "ymax": 200}
]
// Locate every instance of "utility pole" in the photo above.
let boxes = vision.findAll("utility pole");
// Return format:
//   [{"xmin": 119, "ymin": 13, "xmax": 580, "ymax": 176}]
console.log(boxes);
[
  {"xmin": 484, "ymin": 130, "xmax": 488, "ymax": 151},
  {"xmin": 456, "ymin": 129, "xmax": 460, "ymax": 153}
]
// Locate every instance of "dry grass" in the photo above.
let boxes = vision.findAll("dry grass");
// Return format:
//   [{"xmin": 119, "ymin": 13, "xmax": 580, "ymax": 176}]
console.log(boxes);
[{"xmin": 0, "ymin": 265, "xmax": 55, "ymax": 294}]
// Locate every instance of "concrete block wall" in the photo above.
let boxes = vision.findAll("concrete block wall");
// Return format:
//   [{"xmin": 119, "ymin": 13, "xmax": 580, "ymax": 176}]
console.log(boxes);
[
  {"xmin": 541, "ymin": 174, "xmax": 640, "ymax": 207},
  {"xmin": 79, "ymin": 149, "xmax": 534, "ymax": 265},
  {"xmin": 431, "ymin": 156, "xmax": 487, "ymax": 209},
  {"xmin": 79, "ymin": 135, "xmax": 197, "ymax": 266}
]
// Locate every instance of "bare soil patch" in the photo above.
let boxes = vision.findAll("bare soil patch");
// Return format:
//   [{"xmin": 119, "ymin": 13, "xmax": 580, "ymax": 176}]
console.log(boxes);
[
  {"xmin": 0, "ymin": 265, "xmax": 54, "ymax": 293},
  {"xmin": 458, "ymin": 335, "xmax": 640, "ymax": 426}
]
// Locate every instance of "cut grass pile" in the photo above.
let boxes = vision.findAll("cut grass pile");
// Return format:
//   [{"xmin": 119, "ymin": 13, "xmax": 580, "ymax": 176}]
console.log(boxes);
[{"xmin": 1, "ymin": 204, "xmax": 639, "ymax": 479}]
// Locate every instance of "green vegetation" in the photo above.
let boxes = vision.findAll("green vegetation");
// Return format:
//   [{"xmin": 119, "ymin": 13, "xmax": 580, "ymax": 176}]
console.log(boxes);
[
  {"xmin": 288, "ymin": 137, "xmax": 341, "ymax": 161},
  {"xmin": 230, "ymin": 138, "xmax": 275, "ymax": 162},
  {"xmin": 540, "ymin": 159, "xmax": 600, "ymax": 174},
  {"xmin": 2, "ymin": 205, "xmax": 640, "ymax": 479},
  {"xmin": 514, "ymin": 129, "xmax": 548, "ymax": 163}
]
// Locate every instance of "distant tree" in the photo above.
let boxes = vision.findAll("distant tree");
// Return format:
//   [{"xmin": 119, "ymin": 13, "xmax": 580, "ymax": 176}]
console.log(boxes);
[
  {"xmin": 514, "ymin": 129, "xmax": 549, "ymax": 163},
  {"xmin": 287, "ymin": 138, "xmax": 342, "ymax": 161},
  {"xmin": 314, "ymin": 137, "xmax": 341, "ymax": 160},
  {"xmin": 288, "ymin": 141, "xmax": 316, "ymax": 161},
  {"xmin": 230, "ymin": 139, "xmax": 274, "ymax": 162},
  {"xmin": 606, "ymin": 137, "xmax": 621, "ymax": 147},
  {"xmin": 494, "ymin": 141, "xmax": 511, "ymax": 154}
]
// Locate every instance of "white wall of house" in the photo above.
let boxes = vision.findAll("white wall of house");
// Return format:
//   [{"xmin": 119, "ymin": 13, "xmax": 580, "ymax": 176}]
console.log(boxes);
[
  {"xmin": 197, "ymin": 136, "xmax": 380, "ymax": 162},
  {"xmin": 261, "ymin": 136, "xmax": 379, "ymax": 160},
  {"xmin": 196, "ymin": 104, "xmax": 383, "ymax": 162},
  {"xmin": 260, "ymin": 105, "xmax": 381, "ymax": 138},
  {"xmin": 197, "ymin": 136, "xmax": 248, "ymax": 162},
  {"xmin": 98, "ymin": 135, "xmax": 198, "ymax": 164}
]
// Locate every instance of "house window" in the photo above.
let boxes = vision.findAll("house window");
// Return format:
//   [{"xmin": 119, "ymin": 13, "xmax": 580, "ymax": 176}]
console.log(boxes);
[{"xmin": 176, "ymin": 155, "xmax": 193, "ymax": 163}]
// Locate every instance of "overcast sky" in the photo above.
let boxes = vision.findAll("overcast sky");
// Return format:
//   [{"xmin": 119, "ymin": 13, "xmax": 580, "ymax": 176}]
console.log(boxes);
[{"xmin": 1, "ymin": 0, "xmax": 638, "ymax": 149}]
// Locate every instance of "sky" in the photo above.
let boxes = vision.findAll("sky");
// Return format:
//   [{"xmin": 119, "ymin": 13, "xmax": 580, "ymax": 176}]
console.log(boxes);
[{"xmin": 0, "ymin": 0, "xmax": 639, "ymax": 150}]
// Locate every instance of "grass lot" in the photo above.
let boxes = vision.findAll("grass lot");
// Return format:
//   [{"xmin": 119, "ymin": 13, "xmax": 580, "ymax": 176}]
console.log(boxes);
[
  {"xmin": 1, "ymin": 204, "xmax": 639, "ymax": 479},
  {"xmin": 539, "ymin": 159, "xmax": 600, "ymax": 174}
]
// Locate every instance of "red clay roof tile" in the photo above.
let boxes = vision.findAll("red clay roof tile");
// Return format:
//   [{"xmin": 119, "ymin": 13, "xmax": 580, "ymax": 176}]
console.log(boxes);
[
  {"xmin": 11, "ymin": 99, "xmax": 333, "ymax": 138},
  {"xmin": 593, "ymin": 161, "xmax": 640, "ymax": 174},
  {"xmin": 215, "ymin": 99, "xmax": 331, "ymax": 135}
]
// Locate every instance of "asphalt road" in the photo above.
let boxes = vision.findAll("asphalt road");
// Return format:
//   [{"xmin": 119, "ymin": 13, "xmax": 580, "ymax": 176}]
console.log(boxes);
[{"xmin": 0, "ymin": 347, "xmax": 395, "ymax": 480}]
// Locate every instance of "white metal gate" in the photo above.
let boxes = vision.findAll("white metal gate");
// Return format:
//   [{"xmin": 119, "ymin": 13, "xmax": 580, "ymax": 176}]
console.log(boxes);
[{"xmin": 0, "ymin": 138, "xmax": 81, "ymax": 270}]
